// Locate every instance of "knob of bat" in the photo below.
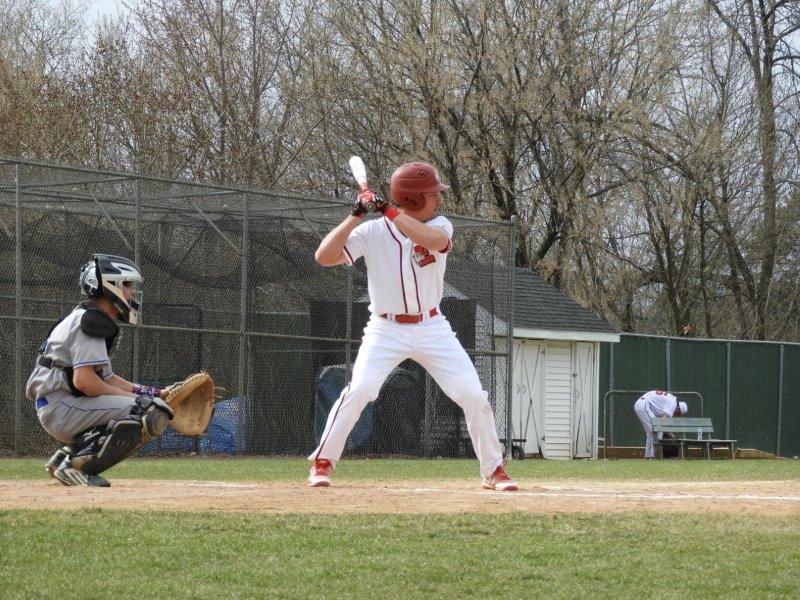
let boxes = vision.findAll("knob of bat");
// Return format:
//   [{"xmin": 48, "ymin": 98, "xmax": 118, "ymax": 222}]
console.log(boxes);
[{"xmin": 358, "ymin": 190, "xmax": 377, "ymax": 212}]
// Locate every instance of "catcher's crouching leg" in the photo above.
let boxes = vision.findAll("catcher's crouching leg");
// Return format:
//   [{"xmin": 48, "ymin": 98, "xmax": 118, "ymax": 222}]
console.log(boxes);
[{"xmin": 70, "ymin": 396, "xmax": 173, "ymax": 479}]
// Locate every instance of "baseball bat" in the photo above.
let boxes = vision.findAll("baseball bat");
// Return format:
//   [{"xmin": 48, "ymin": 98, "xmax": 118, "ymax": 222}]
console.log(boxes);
[{"xmin": 348, "ymin": 155, "xmax": 377, "ymax": 212}]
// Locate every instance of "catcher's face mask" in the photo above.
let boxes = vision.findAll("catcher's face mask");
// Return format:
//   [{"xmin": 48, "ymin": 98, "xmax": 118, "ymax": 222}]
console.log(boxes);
[
  {"xmin": 80, "ymin": 254, "xmax": 144, "ymax": 324},
  {"xmin": 118, "ymin": 280, "xmax": 144, "ymax": 322}
]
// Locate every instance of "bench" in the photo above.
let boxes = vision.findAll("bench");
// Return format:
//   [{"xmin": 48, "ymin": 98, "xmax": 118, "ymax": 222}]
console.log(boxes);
[
  {"xmin": 459, "ymin": 437, "xmax": 527, "ymax": 459},
  {"xmin": 651, "ymin": 417, "xmax": 736, "ymax": 460},
  {"xmin": 499, "ymin": 438, "xmax": 527, "ymax": 460}
]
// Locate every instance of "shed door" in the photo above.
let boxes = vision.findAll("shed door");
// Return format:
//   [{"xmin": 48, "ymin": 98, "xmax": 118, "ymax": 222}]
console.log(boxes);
[
  {"xmin": 512, "ymin": 340, "xmax": 545, "ymax": 456},
  {"xmin": 545, "ymin": 341, "xmax": 573, "ymax": 459},
  {"xmin": 573, "ymin": 342, "xmax": 595, "ymax": 458}
]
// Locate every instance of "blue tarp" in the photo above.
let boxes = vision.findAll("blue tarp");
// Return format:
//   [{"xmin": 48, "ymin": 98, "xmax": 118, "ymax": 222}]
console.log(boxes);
[
  {"xmin": 139, "ymin": 396, "xmax": 246, "ymax": 455},
  {"xmin": 315, "ymin": 364, "xmax": 373, "ymax": 452},
  {"xmin": 200, "ymin": 397, "xmax": 245, "ymax": 454}
]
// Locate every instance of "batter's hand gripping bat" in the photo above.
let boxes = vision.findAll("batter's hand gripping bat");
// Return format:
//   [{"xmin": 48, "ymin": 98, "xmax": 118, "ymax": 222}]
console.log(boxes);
[{"xmin": 349, "ymin": 156, "xmax": 378, "ymax": 212}]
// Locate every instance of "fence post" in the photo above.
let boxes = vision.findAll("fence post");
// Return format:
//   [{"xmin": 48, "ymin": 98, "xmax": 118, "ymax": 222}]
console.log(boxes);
[
  {"xmin": 345, "ymin": 268, "xmax": 353, "ymax": 379},
  {"xmin": 665, "ymin": 338, "xmax": 671, "ymax": 391},
  {"xmin": 777, "ymin": 344, "xmax": 784, "ymax": 457},
  {"xmin": 14, "ymin": 162, "xmax": 22, "ymax": 454},
  {"xmin": 725, "ymin": 342, "xmax": 731, "ymax": 439},
  {"xmin": 609, "ymin": 343, "xmax": 615, "ymax": 444},
  {"xmin": 155, "ymin": 221, "xmax": 164, "ymax": 453},
  {"xmin": 237, "ymin": 194, "xmax": 250, "ymax": 455},
  {"xmin": 424, "ymin": 373, "xmax": 432, "ymax": 457},
  {"xmin": 133, "ymin": 178, "xmax": 141, "ymax": 382},
  {"xmin": 505, "ymin": 216, "xmax": 516, "ymax": 460},
  {"xmin": 61, "ymin": 208, "xmax": 70, "ymax": 311}
]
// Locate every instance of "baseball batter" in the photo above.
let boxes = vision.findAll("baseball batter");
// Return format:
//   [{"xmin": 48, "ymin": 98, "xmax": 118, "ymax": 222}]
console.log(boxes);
[
  {"xmin": 634, "ymin": 390, "xmax": 688, "ymax": 458},
  {"xmin": 308, "ymin": 162, "xmax": 517, "ymax": 491},
  {"xmin": 27, "ymin": 254, "xmax": 174, "ymax": 486}
]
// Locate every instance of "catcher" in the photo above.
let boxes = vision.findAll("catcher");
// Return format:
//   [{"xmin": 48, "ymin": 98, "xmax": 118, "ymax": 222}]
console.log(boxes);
[{"xmin": 27, "ymin": 254, "xmax": 216, "ymax": 487}]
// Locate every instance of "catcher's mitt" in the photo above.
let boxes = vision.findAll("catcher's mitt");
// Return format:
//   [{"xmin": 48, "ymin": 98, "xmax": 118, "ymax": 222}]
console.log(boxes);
[{"xmin": 162, "ymin": 371, "xmax": 221, "ymax": 435}]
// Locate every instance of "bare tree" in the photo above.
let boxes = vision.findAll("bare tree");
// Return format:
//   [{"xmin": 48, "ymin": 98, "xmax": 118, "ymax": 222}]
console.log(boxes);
[
  {"xmin": 704, "ymin": 0, "xmax": 800, "ymax": 338},
  {"xmin": 125, "ymin": 0, "xmax": 317, "ymax": 184},
  {"xmin": 0, "ymin": 0, "xmax": 798, "ymax": 339},
  {"xmin": 0, "ymin": 0, "xmax": 89, "ymax": 161}
]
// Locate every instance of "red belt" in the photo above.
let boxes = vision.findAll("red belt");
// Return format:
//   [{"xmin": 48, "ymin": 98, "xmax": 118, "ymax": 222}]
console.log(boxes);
[{"xmin": 380, "ymin": 308, "xmax": 438, "ymax": 324}]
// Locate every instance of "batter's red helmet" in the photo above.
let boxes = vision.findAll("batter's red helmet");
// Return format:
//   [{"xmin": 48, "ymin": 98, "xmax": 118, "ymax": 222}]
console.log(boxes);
[{"xmin": 389, "ymin": 162, "xmax": 450, "ymax": 210}]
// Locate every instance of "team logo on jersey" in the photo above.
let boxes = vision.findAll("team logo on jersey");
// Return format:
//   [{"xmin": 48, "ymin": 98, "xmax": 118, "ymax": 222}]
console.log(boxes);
[{"xmin": 413, "ymin": 245, "xmax": 436, "ymax": 267}]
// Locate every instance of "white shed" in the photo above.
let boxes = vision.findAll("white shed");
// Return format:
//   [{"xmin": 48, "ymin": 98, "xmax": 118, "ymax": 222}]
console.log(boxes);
[
  {"xmin": 505, "ymin": 269, "xmax": 619, "ymax": 459},
  {"xmin": 451, "ymin": 266, "xmax": 620, "ymax": 460},
  {"xmin": 443, "ymin": 262, "xmax": 620, "ymax": 460}
]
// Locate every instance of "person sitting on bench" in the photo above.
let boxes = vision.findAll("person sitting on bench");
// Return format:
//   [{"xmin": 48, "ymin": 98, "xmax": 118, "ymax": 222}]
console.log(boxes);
[{"xmin": 633, "ymin": 390, "xmax": 688, "ymax": 459}]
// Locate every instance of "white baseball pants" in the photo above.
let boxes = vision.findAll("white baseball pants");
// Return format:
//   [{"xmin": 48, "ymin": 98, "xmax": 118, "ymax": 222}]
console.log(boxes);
[
  {"xmin": 36, "ymin": 389, "xmax": 136, "ymax": 443},
  {"xmin": 309, "ymin": 315, "xmax": 504, "ymax": 477},
  {"xmin": 634, "ymin": 397, "xmax": 659, "ymax": 458}
]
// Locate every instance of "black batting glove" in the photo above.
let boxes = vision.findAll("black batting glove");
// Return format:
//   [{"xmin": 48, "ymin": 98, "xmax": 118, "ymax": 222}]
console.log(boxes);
[{"xmin": 350, "ymin": 199, "xmax": 368, "ymax": 218}]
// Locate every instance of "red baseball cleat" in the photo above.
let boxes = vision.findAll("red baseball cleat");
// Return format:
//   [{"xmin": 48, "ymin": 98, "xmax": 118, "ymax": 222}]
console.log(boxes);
[
  {"xmin": 308, "ymin": 458, "xmax": 333, "ymax": 487},
  {"xmin": 482, "ymin": 464, "xmax": 518, "ymax": 491}
]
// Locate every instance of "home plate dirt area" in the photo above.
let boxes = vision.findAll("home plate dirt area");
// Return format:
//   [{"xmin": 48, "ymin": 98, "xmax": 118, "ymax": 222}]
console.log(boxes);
[{"xmin": 2, "ymin": 479, "xmax": 799, "ymax": 515}]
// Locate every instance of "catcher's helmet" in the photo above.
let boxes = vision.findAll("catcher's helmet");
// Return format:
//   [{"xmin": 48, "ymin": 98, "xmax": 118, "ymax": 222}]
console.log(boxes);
[
  {"xmin": 79, "ymin": 254, "xmax": 143, "ymax": 324},
  {"xmin": 389, "ymin": 162, "xmax": 450, "ymax": 210}
]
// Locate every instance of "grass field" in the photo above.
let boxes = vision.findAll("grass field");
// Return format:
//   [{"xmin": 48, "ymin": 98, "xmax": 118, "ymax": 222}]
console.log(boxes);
[
  {"xmin": 2, "ymin": 455, "xmax": 800, "ymax": 482},
  {"xmin": 2, "ymin": 458, "xmax": 800, "ymax": 599}
]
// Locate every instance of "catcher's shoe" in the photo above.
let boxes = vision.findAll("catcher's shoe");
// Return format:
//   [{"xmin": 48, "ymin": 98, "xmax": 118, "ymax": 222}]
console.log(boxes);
[
  {"xmin": 44, "ymin": 446, "xmax": 71, "ymax": 478},
  {"xmin": 86, "ymin": 474, "xmax": 111, "ymax": 487},
  {"xmin": 481, "ymin": 465, "xmax": 518, "ymax": 491},
  {"xmin": 53, "ymin": 457, "xmax": 110, "ymax": 487},
  {"xmin": 308, "ymin": 459, "xmax": 333, "ymax": 487}
]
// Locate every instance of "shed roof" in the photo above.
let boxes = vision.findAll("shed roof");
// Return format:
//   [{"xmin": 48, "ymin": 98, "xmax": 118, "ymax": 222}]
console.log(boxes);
[
  {"xmin": 446, "ymin": 261, "xmax": 617, "ymax": 335},
  {"xmin": 511, "ymin": 268, "xmax": 618, "ymax": 334}
]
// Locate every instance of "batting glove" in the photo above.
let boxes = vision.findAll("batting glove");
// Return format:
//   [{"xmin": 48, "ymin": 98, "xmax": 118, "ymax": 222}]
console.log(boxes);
[
  {"xmin": 350, "ymin": 200, "xmax": 368, "ymax": 218},
  {"xmin": 357, "ymin": 189, "xmax": 378, "ymax": 212},
  {"xmin": 374, "ymin": 198, "xmax": 400, "ymax": 220}
]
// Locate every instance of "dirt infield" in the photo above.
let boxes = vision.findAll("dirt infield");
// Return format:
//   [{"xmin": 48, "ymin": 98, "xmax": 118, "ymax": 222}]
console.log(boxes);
[{"xmin": 2, "ymin": 479, "xmax": 800, "ymax": 515}]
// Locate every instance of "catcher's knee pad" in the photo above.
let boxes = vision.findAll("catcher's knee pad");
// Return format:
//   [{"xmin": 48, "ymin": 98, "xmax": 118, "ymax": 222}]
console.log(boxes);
[
  {"xmin": 132, "ymin": 395, "xmax": 172, "ymax": 442},
  {"xmin": 71, "ymin": 417, "xmax": 143, "ymax": 476}
]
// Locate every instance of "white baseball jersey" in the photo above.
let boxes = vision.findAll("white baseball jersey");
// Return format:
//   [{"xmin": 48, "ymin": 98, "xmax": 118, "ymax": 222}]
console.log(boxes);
[
  {"xmin": 310, "ymin": 211, "xmax": 505, "ymax": 477},
  {"xmin": 639, "ymin": 390, "xmax": 679, "ymax": 417},
  {"xmin": 343, "ymin": 215, "xmax": 453, "ymax": 316}
]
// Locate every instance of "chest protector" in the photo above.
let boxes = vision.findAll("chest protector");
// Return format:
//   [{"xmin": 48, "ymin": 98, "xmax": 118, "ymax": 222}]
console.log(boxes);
[{"xmin": 37, "ymin": 301, "xmax": 120, "ymax": 396}]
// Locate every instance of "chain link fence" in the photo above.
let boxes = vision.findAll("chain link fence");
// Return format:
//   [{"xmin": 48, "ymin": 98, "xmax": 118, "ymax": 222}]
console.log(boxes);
[{"xmin": 0, "ymin": 158, "xmax": 514, "ymax": 458}]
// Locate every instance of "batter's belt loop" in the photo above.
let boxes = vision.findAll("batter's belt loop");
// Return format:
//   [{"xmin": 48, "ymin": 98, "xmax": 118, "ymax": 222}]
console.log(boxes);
[{"xmin": 379, "ymin": 307, "xmax": 439, "ymax": 324}]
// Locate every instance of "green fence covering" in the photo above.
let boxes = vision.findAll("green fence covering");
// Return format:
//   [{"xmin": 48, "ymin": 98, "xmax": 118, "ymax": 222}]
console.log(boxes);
[
  {"xmin": 729, "ymin": 343, "xmax": 780, "ymax": 452},
  {"xmin": 669, "ymin": 339, "xmax": 726, "ymax": 432},
  {"xmin": 611, "ymin": 336, "xmax": 667, "ymax": 390},
  {"xmin": 601, "ymin": 335, "xmax": 800, "ymax": 457},
  {"xmin": 779, "ymin": 345, "xmax": 800, "ymax": 458},
  {"xmin": 601, "ymin": 337, "xmax": 668, "ymax": 448}
]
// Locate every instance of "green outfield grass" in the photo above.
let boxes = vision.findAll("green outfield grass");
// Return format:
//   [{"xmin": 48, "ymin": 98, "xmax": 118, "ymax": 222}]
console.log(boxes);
[
  {"xmin": 2, "ymin": 455, "xmax": 800, "ymax": 482},
  {"xmin": 0, "ymin": 457, "xmax": 800, "ymax": 481},
  {"xmin": 3, "ymin": 458, "xmax": 799, "ymax": 599},
  {"xmin": 2, "ymin": 509, "xmax": 799, "ymax": 599}
]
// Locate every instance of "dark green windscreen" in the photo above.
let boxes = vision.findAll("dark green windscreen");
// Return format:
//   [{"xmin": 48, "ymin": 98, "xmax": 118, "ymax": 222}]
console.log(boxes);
[
  {"xmin": 779, "ymin": 345, "xmax": 800, "ymax": 457},
  {"xmin": 669, "ymin": 339, "xmax": 727, "ymax": 433},
  {"xmin": 729, "ymin": 343, "xmax": 780, "ymax": 452},
  {"xmin": 600, "ymin": 335, "xmax": 796, "ymax": 454}
]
